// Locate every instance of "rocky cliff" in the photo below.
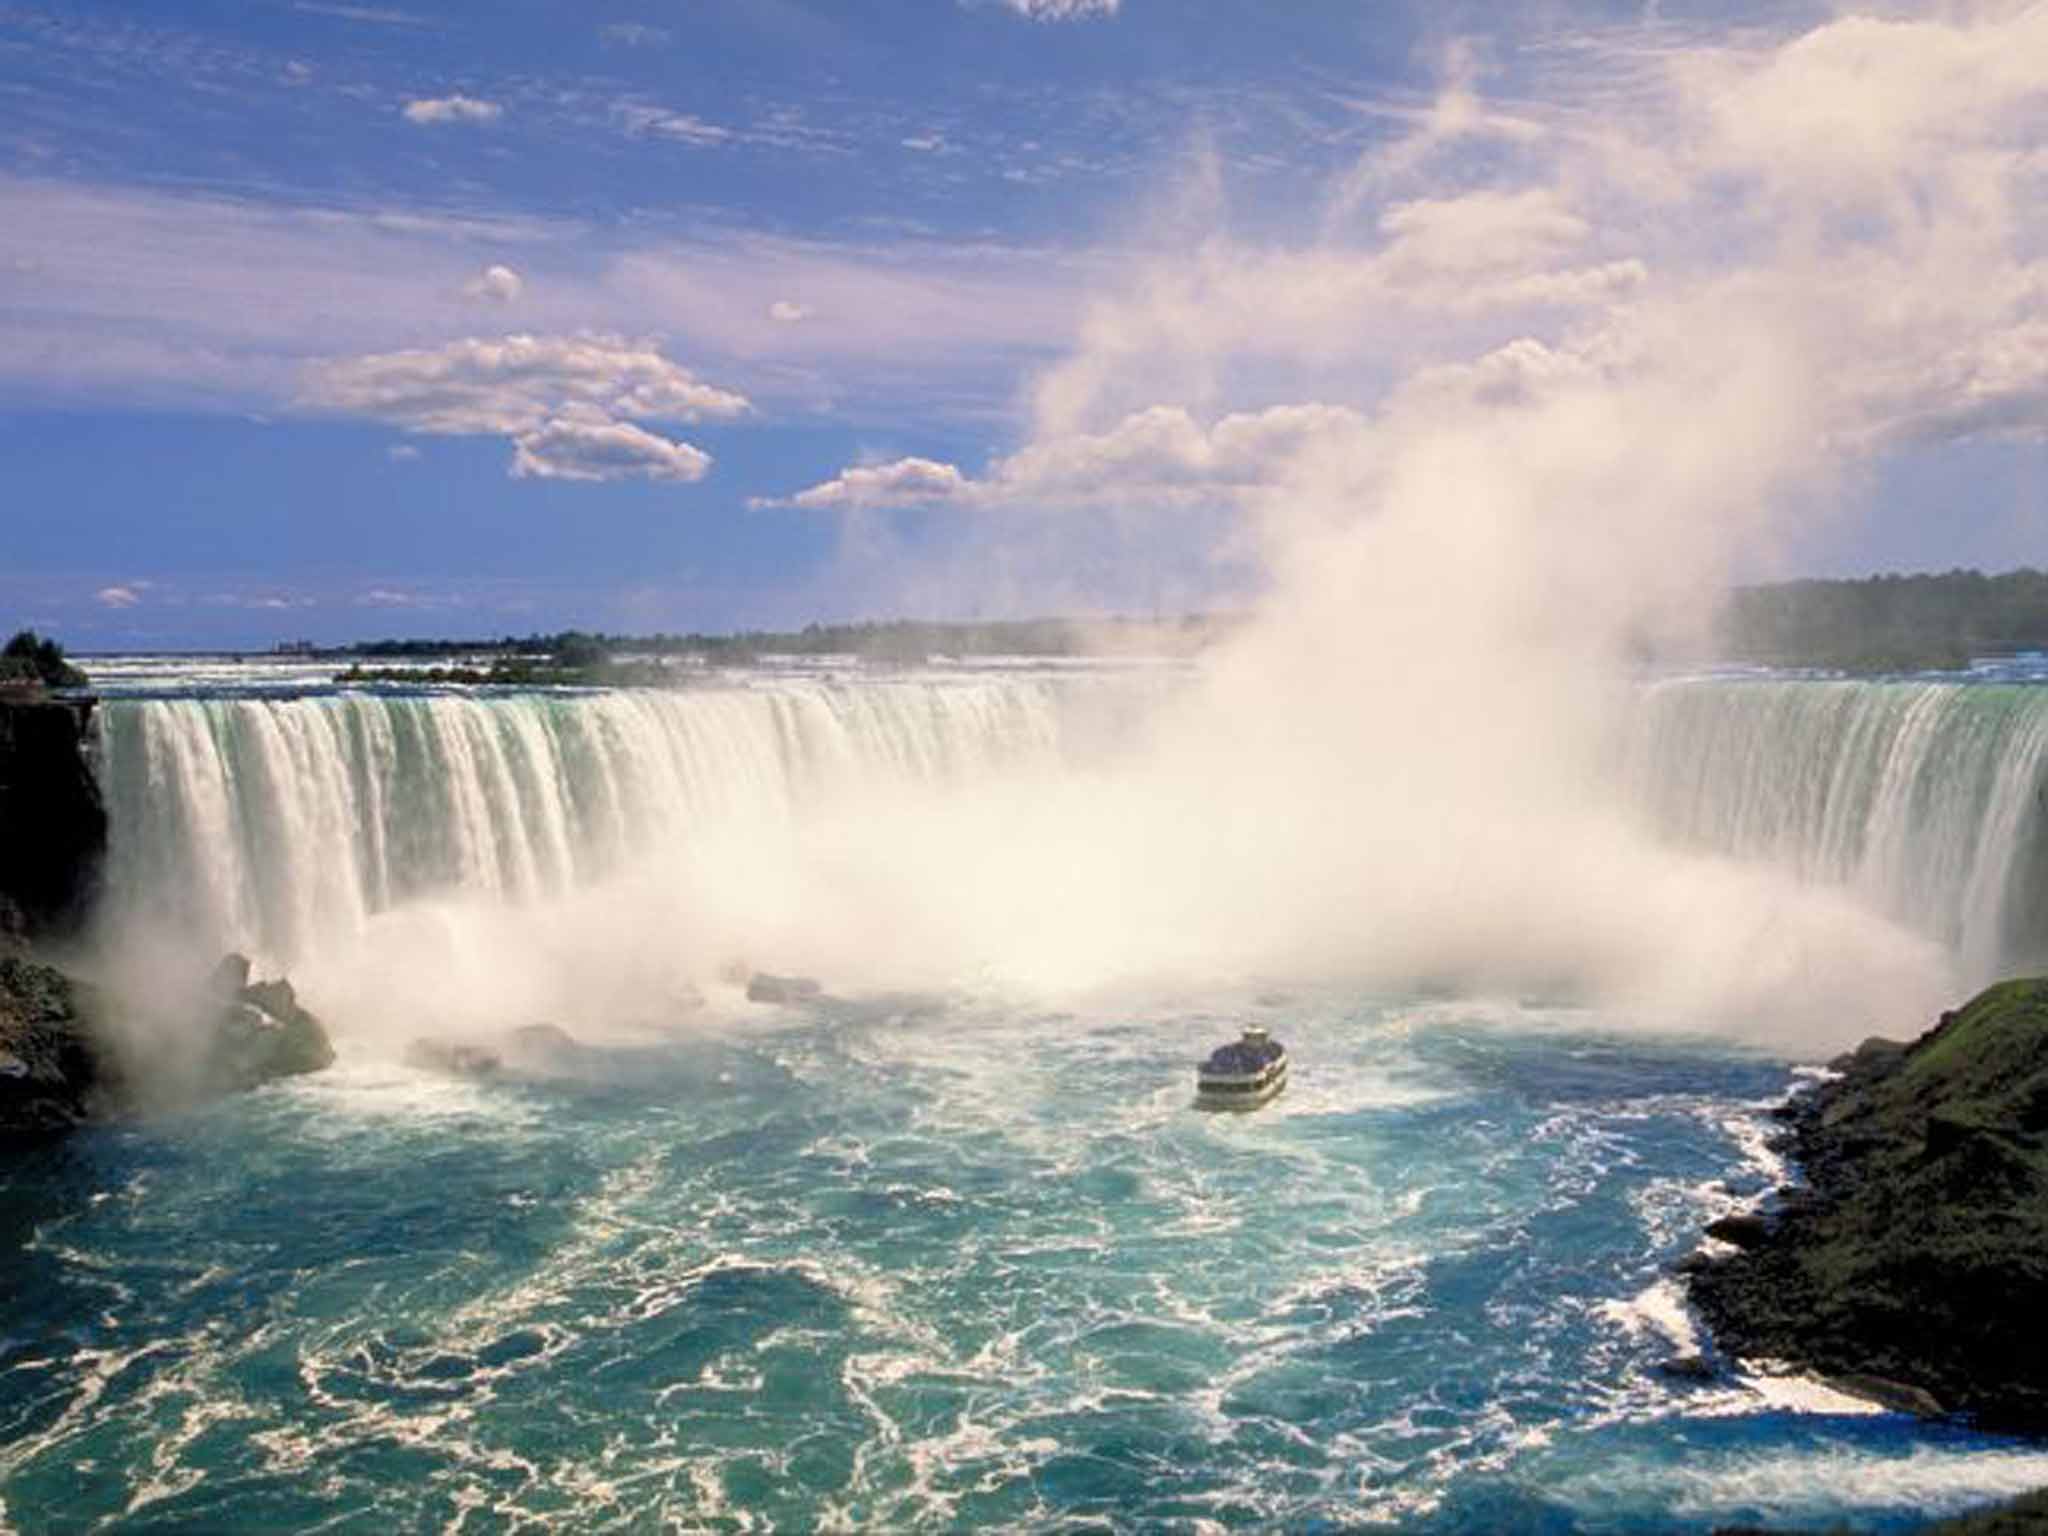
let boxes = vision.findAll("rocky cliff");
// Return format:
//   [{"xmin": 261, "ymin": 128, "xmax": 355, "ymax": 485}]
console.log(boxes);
[
  {"xmin": 0, "ymin": 696, "xmax": 106, "ymax": 942},
  {"xmin": 1688, "ymin": 978, "xmax": 2048, "ymax": 1432}
]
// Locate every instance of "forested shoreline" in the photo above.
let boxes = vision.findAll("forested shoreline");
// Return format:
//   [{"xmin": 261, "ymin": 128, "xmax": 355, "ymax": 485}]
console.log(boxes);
[{"xmin": 1716, "ymin": 568, "xmax": 2048, "ymax": 673}]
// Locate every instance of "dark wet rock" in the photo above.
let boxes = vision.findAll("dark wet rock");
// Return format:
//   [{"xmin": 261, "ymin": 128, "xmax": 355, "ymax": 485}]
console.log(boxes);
[
  {"xmin": 746, "ymin": 972, "xmax": 823, "ymax": 1004},
  {"xmin": 1687, "ymin": 977, "xmax": 2048, "ymax": 1433},
  {"xmin": 406, "ymin": 1038, "xmax": 504, "ymax": 1078},
  {"xmin": 206, "ymin": 970, "xmax": 335, "ymax": 1091},
  {"xmin": 1825, "ymin": 1372, "xmax": 1947, "ymax": 1419},
  {"xmin": 506, "ymin": 1021, "xmax": 577, "ymax": 1055},
  {"xmin": 0, "ymin": 697, "xmax": 105, "ymax": 941},
  {"xmin": 1671, "ymin": 1250, "xmax": 1724, "ymax": 1277},
  {"xmin": 0, "ymin": 952, "xmax": 110, "ymax": 1138},
  {"xmin": 1656, "ymin": 1353, "xmax": 1717, "ymax": 1381},
  {"xmin": 407, "ymin": 1023, "xmax": 598, "ymax": 1081},
  {"xmin": 1702, "ymin": 1212, "xmax": 1772, "ymax": 1249}
]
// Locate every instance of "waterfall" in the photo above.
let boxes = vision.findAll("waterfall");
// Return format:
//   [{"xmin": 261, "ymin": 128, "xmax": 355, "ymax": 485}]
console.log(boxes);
[
  {"xmin": 1619, "ymin": 679, "xmax": 2048, "ymax": 979},
  {"xmin": 95, "ymin": 671, "xmax": 2048, "ymax": 989},
  {"xmin": 95, "ymin": 675, "xmax": 1124, "ymax": 965}
]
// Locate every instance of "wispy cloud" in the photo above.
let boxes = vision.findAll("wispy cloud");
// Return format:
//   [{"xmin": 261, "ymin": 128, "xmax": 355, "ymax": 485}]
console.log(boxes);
[
  {"xmin": 600, "ymin": 22, "xmax": 671, "ymax": 48},
  {"xmin": 983, "ymin": 0, "xmax": 1119, "ymax": 20},
  {"xmin": 615, "ymin": 103, "xmax": 731, "ymax": 147},
  {"xmin": 292, "ymin": 2, "xmax": 429, "ymax": 25},
  {"xmin": 402, "ymin": 94, "xmax": 501, "ymax": 126},
  {"xmin": 0, "ymin": 176, "xmax": 1092, "ymax": 425}
]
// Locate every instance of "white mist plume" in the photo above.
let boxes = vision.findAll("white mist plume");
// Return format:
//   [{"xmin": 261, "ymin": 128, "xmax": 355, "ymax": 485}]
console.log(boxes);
[
  {"xmin": 98, "ymin": 4, "xmax": 2048, "ymax": 1055},
  {"xmin": 664, "ymin": 3, "xmax": 2045, "ymax": 1042}
]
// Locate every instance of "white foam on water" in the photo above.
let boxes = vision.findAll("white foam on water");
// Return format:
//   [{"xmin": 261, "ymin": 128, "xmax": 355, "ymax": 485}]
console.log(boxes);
[
  {"xmin": 1598, "ymin": 1277, "xmax": 1702, "ymax": 1358},
  {"xmin": 1731, "ymin": 1368, "xmax": 1891, "ymax": 1417},
  {"xmin": 1571, "ymin": 1441, "xmax": 2048, "ymax": 1525}
]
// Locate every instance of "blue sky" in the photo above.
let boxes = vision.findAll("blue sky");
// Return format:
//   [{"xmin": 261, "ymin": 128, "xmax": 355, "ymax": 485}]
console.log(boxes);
[{"xmin": 2, "ymin": 0, "xmax": 2044, "ymax": 649}]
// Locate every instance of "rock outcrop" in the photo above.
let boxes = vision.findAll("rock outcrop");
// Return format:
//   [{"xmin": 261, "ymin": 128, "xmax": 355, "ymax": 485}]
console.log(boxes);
[
  {"xmin": 204, "ymin": 953, "xmax": 337, "ymax": 1091},
  {"xmin": 406, "ymin": 1022, "xmax": 590, "ymax": 1081},
  {"xmin": 0, "ymin": 949, "xmax": 334, "ymax": 1140},
  {"xmin": 1687, "ymin": 978, "xmax": 2048, "ymax": 1432},
  {"xmin": 745, "ymin": 972, "xmax": 822, "ymax": 1004}
]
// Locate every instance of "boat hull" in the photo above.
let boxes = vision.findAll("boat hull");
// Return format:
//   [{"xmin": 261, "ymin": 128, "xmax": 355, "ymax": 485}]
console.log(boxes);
[{"xmin": 1194, "ymin": 1060, "xmax": 1289, "ymax": 1111}]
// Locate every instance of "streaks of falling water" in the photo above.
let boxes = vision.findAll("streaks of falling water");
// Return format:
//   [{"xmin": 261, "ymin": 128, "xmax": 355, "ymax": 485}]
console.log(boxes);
[{"xmin": 95, "ymin": 679, "xmax": 1092, "ymax": 964}]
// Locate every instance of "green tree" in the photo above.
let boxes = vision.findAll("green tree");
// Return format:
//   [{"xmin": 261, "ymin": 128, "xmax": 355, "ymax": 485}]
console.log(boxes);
[{"xmin": 0, "ymin": 631, "xmax": 89, "ymax": 690}]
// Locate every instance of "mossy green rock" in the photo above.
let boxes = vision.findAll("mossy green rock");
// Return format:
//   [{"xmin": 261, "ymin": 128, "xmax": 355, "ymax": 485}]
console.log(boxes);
[{"xmin": 1690, "ymin": 979, "xmax": 2048, "ymax": 1431}]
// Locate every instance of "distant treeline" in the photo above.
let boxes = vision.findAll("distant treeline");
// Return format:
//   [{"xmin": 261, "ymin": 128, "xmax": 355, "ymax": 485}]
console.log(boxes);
[
  {"xmin": 336, "ymin": 615, "xmax": 1229, "ymax": 668},
  {"xmin": 1718, "ymin": 568, "xmax": 2048, "ymax": 673},
  {"xmin": 311, "ymin": 570, "xmax": 2048, "ymax": 681},
  {"xmin": 327, "ymin": 614, "xmax": 1234, "ymax": 685}
]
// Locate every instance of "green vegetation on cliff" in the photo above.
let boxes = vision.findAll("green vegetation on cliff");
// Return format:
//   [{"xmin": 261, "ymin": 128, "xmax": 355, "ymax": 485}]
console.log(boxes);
[
  {"xmin": 1689, "ymin": 978, "xmax": 2048, "ymax": 1430},
  {"xmin": 0, "ymin": 631, "xmax": 89, "ymax": 691}
]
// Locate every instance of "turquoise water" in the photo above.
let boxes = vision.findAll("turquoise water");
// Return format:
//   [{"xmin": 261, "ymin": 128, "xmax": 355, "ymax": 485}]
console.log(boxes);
[{"xmin": 6, "ymin": 992, "xmax": 2046, "ymax": 1533}]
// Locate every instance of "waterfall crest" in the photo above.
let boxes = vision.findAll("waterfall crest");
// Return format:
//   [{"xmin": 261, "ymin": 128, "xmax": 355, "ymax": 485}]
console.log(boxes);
[{"xmin": 96, "ymin": 677, "xmax": 1104, "ymax": 964}]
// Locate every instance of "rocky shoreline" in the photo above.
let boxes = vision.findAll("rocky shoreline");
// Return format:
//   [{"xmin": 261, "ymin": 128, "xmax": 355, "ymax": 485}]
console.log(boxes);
[{"xmin": 1685, "ymin": 978, "xmax": 2048, "ymax": 1434}]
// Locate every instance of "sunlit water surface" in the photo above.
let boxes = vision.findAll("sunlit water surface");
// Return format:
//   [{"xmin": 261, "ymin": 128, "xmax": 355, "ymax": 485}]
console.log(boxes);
[{"xmin": 5, "ymin": 993, "xmax": 2046, "ymax": 1534}]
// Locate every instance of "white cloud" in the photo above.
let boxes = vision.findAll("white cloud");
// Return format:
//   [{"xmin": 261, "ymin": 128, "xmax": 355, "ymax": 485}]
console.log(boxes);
[
  {"xmin": 771, "ymin": 403, "xmax": 1369, "ymax": 511},
  {"xmin": 387, "ymin": 442, "xmax": 421, "ymax": 461},
  {"xmin": 768, "ymin": 300, "xmax": 809, "ymax": 324},
  {"xmin": 301, "ymin": 333, "xmax": 748, "ymax": 436},
  {"xmin": 988, "ymin": 0, "xmax": 1118, "ymax": 19},
  {"xmin": 402, "ymin": 95, "xmax": 501, "ymax": 126},
  {"xmin": 783, "ymin": 456, "xmax": 970, "ymax": 509},
  {"xmin": 511, "ymin": 415, "xmax": 711, "ymax": 483},
  {"xmin": 901, "ymin": 135, "xmax": 946, "ymax": 153},
  {"xmin": 301, "ymin": 334, "xmax": 744, "ymax": 483},
  {"xmin": 463, "ymin": 263, "xmax": 523, "ymax": 303},
  {"xmin": 95, "ymin": 584, "xmax": 141, "ymax": 608}
]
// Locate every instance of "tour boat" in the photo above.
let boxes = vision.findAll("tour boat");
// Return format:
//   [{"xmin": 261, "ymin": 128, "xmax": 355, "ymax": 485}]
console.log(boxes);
[{"xmin": 1195, "ymin": 1024, "xmax": 1288, "ymax": 1110}]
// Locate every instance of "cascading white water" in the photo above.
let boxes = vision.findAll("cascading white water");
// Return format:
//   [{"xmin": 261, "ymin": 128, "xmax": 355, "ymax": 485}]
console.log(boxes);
[
  {"xmin": 95, "ymin": 675, "xmax": 1131, "ymax": 966},
  {"xmin": 94, "ymin": 671, "xmax": 2048, "ymax": 999},
  {"xmin": 1619, "ymin": 679, "xmax": 2048, "ymax": 981}
]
